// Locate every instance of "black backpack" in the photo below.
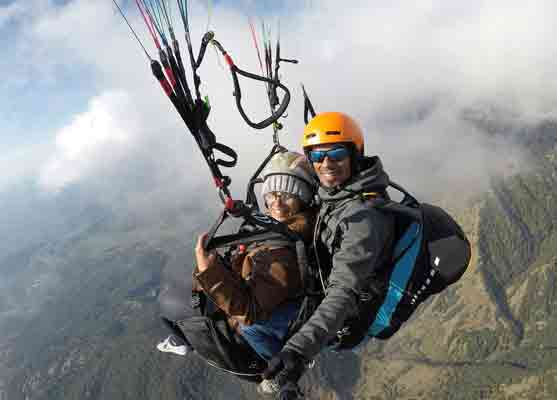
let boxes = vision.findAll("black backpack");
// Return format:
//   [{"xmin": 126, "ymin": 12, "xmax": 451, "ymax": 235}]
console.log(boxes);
[{"xmin": 334, "ymin": 182, "xmax": 471, "ymax": 348}]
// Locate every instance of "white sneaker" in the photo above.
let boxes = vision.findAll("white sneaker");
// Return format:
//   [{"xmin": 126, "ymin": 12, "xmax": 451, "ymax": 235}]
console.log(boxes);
[
  {"xmin": 156, "ymin": 335, "xmax": 188, "ymax": 356},
  {"xmin": 257, "ymin": 378, "xmax": 280, "ymax": 395}
]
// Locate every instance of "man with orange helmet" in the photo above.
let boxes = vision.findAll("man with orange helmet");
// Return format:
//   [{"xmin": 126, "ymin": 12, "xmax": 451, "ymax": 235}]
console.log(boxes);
[{"xmin": 264, "ymin": 112, "xmax": 396, "ymax": 392}]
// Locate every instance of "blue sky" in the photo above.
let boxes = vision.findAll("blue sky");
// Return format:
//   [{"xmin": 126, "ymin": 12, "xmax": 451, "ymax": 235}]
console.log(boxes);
[
  {"xmin": 2, "ymin": 0, "xmax": 557, "ymax": 197},
  {"xmin": 0, "ymin": 0, "xmax": 301, "ymax": 141},
  {"xmin": 0, "ymin": 0, "xmax": 290, "ymax": 151},
  {"xmin": 1, "ymin": 1, "xmax": 93, "ymax": 148},
  {"xmin": 0, "ymin": 0, "xmax": 308, "ymax": 192}
]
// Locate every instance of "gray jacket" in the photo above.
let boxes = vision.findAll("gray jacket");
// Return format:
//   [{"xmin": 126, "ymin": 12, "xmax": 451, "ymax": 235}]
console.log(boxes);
[{"xmin": 284, "ymin": 156, "xmax": 395, "ymax": 359}]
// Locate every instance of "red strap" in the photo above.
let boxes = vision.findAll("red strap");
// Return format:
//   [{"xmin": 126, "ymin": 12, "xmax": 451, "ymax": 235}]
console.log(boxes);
[
  {"xmin": 224, "ymin": 54, "xmax": 235, "ymax": 68},
  {"xmin": 157, "ymin": 76, "xmax": 173, "ymax": 97},
  {"xmin": 164, "ymin": 65, "xmax": 177, "ymax": 88}
]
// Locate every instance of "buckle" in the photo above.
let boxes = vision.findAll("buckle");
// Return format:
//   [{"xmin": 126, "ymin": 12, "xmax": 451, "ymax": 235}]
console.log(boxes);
[{"xmin": 191, "ymin": 292, "xmax": 201, "ymax": 308}]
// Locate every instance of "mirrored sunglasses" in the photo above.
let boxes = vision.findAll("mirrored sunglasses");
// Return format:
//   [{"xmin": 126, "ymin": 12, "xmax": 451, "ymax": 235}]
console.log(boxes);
[{"xmin": 307, "ymin": 146, "xmax": 351, "ymax": 163}]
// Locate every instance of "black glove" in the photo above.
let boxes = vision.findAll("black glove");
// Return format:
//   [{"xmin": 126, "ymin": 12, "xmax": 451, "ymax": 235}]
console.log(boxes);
[
  {"xmin": 278, "ymin": 381, "xmax": 304, "ymax": 400},
  {"xmin": 263, "ymin": 349, "xmax": 306, "ymax": 382}
]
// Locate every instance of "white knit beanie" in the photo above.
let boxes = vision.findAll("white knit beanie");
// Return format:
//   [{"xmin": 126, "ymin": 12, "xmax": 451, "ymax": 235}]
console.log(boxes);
[{"xmin": 261, "ymin": 151, "xmax": 314, "ymax": 205}]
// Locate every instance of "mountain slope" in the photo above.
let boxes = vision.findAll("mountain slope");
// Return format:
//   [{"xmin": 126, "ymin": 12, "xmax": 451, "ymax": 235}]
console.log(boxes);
[
  {"xmin": 2, "ymin": 125, "xmax": 557, "ymax": 400},
  {"xmin": 353, "ymin": 127, "xmax": 557, "ymax": 400}
]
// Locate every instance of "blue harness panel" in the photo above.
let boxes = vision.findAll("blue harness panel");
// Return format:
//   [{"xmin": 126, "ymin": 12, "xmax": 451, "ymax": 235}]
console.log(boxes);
[{"xmin": 368, "ymin": 222, "xmax": 422, "ymax": 337}]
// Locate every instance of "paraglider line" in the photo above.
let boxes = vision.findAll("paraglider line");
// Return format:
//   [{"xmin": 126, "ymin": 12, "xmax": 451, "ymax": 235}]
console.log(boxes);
[
  {"xmin": 136, "ymin": 0, "xmax": 162, "ymax": 50},
  {"xmin": 248, "ymin": 17, "xmax": 264, "ymax": 75},
  {"xmin": 111, "ymin": 0, "xmax": 152, "ymax": 61},
  {"xmin": 143, "ymin": 0, "xmax": 169, "ymax": 47}
]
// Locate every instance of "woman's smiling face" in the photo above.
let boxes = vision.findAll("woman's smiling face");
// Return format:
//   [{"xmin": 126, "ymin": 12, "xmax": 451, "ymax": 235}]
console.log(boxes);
[{"xmin": 264, "ymin": 192, "xmax": 304, "ymax": 222}]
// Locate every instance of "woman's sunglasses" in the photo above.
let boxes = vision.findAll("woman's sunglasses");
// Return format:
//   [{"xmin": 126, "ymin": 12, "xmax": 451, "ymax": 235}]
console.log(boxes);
[{"xmin": 307, "ymin": 146, "xmax": 351, "ymax": 163}]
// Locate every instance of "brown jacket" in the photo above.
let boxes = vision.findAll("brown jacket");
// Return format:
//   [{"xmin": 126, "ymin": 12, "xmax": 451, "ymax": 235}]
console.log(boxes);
[{"xmin": 193, "ymin": 209, "xmax": 315, "ymax": 327}]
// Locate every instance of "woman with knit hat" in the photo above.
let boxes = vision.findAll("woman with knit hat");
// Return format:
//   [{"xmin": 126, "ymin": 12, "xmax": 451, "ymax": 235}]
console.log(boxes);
[{"xmin": 192, "ymin": 150, "xmax": 316, "ymax": 362}]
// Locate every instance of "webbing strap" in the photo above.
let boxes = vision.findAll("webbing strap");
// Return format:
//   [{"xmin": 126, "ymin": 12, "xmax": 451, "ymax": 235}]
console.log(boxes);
[
  {"xmin": 212, "ymin": 142, "xmax": 238, "ymax": 168},
  {"xmin": 207, "ymin": 231, "xmax": 291, "ymax": 251},
  {"xmin": 295, "ymin": 240, "xmax": 309, "ymax": 295},
  {"xmin": 302, "ymin": 84, "xmax": 316, "ymax": 124}
]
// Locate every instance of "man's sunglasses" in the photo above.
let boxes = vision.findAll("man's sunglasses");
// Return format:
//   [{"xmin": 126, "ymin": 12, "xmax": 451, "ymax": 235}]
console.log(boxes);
[{"xmin": 307, "ymin": 146, "xmax": 351, "ymax": 163}]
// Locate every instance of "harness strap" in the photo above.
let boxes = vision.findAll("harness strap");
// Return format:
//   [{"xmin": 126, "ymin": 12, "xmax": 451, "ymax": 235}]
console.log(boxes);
[
  {"xmin": 302, "ymin": 83, "xmax": 316, "ymax": 124},
  {"xmin": 212, "ymin": 39, "xmax": 291, "ymax": 130},
  {"xmin": 245, "ymin": 144, "xmax": 287, "ymax": 209},
  {"xmin": 207, "ymin": 231, "xmax": 292, "ymax": 251},
  {"xmin": 211, "ymin": 142, "xmax": 238, "ymax": 168},
  {"xmin": 295, "ymin": 240, "xmax": 309, "ymax": 296}
]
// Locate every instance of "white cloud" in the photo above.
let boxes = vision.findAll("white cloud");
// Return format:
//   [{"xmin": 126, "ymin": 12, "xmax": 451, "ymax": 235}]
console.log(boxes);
[
  {"xmin": 39, "ymin": 91, "xmax": 135, "ymax": 191},
  {"xmin": 0, "ymin": 143, "xmax": 49, "ymax": 189},
  {"xmin": 5, "ymin": 0, "xmax": 557, "ymax": 202}
]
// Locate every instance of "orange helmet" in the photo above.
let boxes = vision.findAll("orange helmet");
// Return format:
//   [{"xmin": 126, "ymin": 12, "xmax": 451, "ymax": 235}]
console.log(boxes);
[{"xmin": 302, "ymin": 112, "xmax": 364, "ymax": 154}]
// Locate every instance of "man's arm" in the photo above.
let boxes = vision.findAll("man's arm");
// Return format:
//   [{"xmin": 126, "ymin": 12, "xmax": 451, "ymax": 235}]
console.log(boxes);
[{"xmin": 283, "ymin": 207, "xmax": 392, "ymax": 359}]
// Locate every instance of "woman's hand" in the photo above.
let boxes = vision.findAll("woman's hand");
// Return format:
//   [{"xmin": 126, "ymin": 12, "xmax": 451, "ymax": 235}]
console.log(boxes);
[{"xmin": 195, "ymin": 233, "xmax": 217, "ymax": 273}]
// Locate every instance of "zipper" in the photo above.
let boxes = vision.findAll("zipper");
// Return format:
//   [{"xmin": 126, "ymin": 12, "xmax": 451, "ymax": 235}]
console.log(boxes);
[{"xmin": 313, "ymin": 203, "xmax": 332, "ymax": 292}]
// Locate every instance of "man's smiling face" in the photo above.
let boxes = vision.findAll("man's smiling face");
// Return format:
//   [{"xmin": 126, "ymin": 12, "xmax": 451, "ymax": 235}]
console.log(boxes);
[{"xmin": 309, "ymin": 144, "xmax": 352, "ymax": 188}]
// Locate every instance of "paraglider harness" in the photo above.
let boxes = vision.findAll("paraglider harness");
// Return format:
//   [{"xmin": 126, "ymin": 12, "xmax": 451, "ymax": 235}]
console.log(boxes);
[
  {"xmin": 112, "ymin": 0, "xmax": 321, "ymax": 382},
  {"xmin": 173, "ymin": 143, "xmax": 322, "ymax": 383}
]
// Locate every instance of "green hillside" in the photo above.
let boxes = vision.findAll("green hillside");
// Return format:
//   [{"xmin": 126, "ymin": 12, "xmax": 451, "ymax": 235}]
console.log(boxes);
[
  {"xmin": 353, "ymin": 132, "xmax": 557, "ymax": 400},
  {"xmin": 2, "ymin": 129, "xmax": 557, "ymax": 400}
]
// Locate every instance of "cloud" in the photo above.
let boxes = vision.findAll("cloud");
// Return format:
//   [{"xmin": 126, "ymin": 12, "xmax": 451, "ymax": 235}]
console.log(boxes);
[
  {"xmin": 0, "ymin": 143, "xmax": 49, "ymax": 190},
  {"xmin": 6, "ymin": 0, "xmax": 557, "ymax": 205},
  {"xmin": 276, "ymin": 0, "xmax": 557, "ymax": 197},
  {"xmin": 38, "ymin": 91, "xmax": 134, "ymax": 191}
]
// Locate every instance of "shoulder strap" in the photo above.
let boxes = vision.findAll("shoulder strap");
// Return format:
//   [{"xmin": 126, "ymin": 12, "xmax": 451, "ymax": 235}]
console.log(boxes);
[
  {"xmin": 387, "ymin": 180, "xmax": 420, "ymax": 207},
  {"xmin": 364, "ymin": 180, "xmax": 423, "ymax": 222},
  {"xmin": 373, "ymin": 200, "xmax": 422, "ymax": 222}
]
